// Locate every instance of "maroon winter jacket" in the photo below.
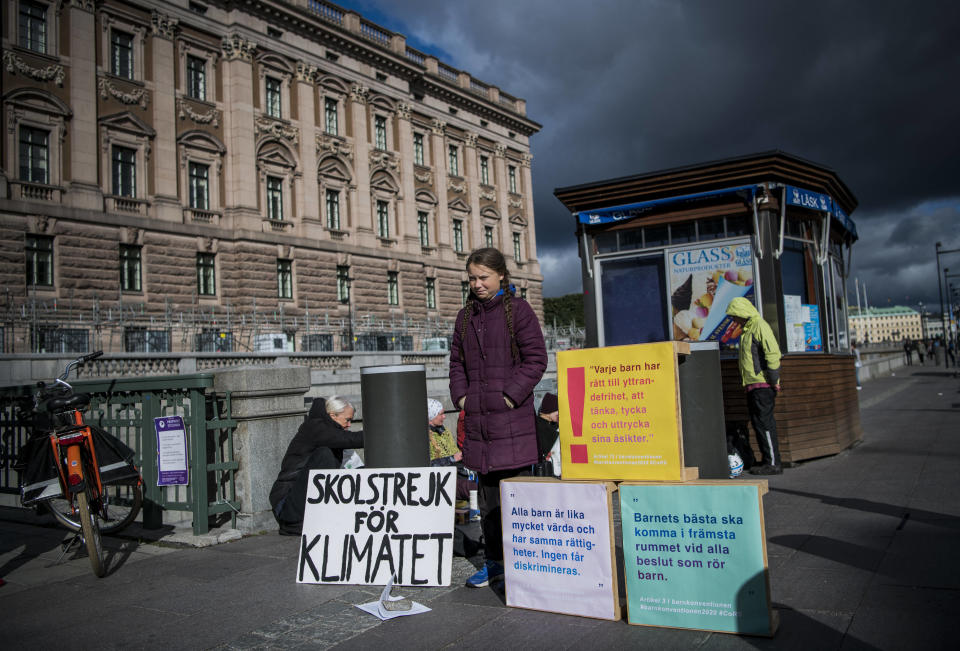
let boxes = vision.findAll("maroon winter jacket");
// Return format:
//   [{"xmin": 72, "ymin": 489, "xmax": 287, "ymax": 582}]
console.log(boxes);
[{"xmin": 449, "ymin": 292, "xmax": 547, "ymax": 474}]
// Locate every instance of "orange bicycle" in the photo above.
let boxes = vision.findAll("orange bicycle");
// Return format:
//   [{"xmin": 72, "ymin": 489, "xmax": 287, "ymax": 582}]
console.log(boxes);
[{"xmin": 16, "ymin": 352, "xmax": 142, "ymax": 577}]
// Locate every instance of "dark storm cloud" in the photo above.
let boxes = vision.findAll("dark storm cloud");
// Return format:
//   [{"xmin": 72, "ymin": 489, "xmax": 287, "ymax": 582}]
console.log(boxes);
[{"xmin": 352, "ymin": 1, "xmax": 960, "ymax": 306}]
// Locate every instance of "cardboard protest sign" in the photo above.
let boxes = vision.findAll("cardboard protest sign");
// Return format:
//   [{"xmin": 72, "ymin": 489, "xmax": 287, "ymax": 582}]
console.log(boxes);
[
  {"xmin": 619, "ymin": 480, "xmax": 776, "ymax": 636},
  {"xmin": 557, "ymin": 341, "xmax": 690, "ymax": 481},
  {"xmin": 297, "ymin": 467, "xmax": 455, "ymax": 586},
  {"xmin": 501, "ymin": 478, "xmax": 620, "ymax": 620}
]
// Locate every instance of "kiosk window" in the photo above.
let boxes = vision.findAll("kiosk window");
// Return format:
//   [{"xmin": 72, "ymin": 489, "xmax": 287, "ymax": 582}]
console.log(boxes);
[
  {"xmin": 781, "ymin": 239, "xmax": 812, "ymax": 305},
  {"xmin": 645, "ymin": 225, "xmax": 668, "ymax": 247},
  {"xmin": 599, "ymin": 255, "xmax": 668, "ymax": 346},
  {"xmin": 670, "ymin": 222, "xmax": 695, "ymax": 244},
  {"xmin": 725, "ymin": 215, "xmax": 749, "ymax": 236}
]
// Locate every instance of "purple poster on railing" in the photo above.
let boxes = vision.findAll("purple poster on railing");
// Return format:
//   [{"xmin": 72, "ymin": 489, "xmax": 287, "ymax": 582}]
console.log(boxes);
[{"xmin": 155, "ymin": 416, "xmax": 189, "ymax": 486}]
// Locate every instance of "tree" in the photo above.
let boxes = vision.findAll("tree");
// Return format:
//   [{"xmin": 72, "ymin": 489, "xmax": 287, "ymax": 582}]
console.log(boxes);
[{"xmin": 543, "ymin": 293, "xmax": 584, "ymax": 328}]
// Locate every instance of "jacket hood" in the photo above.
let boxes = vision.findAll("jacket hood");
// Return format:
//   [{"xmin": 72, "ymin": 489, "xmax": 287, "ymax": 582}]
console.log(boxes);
[{"xmin": 726, "ymin": 297, "xmax": 759, "ymax": 321}]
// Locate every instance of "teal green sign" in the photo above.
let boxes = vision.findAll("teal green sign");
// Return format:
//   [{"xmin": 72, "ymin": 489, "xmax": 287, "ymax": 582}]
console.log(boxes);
[{"xmin": 619, "ymin": 483, "xmax": 772, "ymax": 634}]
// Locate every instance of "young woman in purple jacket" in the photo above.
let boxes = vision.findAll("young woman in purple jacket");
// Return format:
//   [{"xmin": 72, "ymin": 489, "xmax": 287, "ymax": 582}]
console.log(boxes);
[{"xmin": 449, "ymin": 248, "xmax": 547, "ymax": 588}]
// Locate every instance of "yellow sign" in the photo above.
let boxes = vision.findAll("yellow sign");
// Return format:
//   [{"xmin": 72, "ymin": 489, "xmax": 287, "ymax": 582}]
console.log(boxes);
[{"xmin": 557, "ymin": 342, "xmax": 685, "ymax": 481}]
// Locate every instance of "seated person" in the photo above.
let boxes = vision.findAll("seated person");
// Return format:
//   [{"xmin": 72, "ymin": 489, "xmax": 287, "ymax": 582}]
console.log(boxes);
[
  {"xmin": 269, "ymin": 396, "xmax": 362, "ymax": 536},
  {"xmin": 427, "ymin": 398, "xmax": 477, "ymax": 506},
  {"xmin": 536, "ymin": 393, "xmax": 561, "ymax": 478}
]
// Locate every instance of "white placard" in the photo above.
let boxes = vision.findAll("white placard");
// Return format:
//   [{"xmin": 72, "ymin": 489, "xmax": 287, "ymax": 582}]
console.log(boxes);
[
  {"xmin": 297, "ymin": 467, "xmax": 455, "ymax": 586},
  {"xmin": 501, "ymin": 479, "xmax": 619, "ymax": 620}
]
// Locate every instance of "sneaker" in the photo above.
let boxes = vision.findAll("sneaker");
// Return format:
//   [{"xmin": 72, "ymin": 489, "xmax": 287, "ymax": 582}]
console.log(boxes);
[
  {"xmin": 466, "ymin": 561, "xmax": 504, "ymax": 588},
  {"xmin": 468, "ymin": 509, "xmax": 481, "ymax": 522},
  {"xmin": 749, "ymin": 464, "xmax": 783, "ymax": 475}
]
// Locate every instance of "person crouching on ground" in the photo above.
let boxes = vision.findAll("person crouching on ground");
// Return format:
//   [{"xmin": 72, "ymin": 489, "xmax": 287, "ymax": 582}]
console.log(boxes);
[
  {"xmin": 269, "ymin": 396, "xmax": 363, "ymax": 536},
  {"xmin": 427, "ymin": 397, "xmax": 476, "ymax": 505},
  {"xmin": 535, "ymin": 392, "xmax": 562, "ymax": 478},
  {"xmin": 449, "ymin": 247, "xmax": 547, "ymax": 588},
  {"xmin": 726, "ymin": 297, "xmax": 783, "ymax": 475}
]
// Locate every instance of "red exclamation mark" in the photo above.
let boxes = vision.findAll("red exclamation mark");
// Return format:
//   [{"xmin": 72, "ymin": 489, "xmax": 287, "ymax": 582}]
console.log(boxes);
[{"xmin": 567, "ymin": 366, "xmax": 588, "ymax": 463}]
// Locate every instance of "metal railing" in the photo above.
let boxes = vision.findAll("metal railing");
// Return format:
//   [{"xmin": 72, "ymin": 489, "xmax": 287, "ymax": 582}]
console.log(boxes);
[{"xmin": 0, "ymin": 373, "xmax": 237, "ymax": 535}]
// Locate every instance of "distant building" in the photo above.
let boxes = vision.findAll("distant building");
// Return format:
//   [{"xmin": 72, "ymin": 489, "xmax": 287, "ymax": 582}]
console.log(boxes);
[
  {"xmin": 1, "ymin": 0, "xmax": 542, "ymax": 354},
  {"xmin": 848, "ymin": 306, "xmax": 921, "ymax": 343}
]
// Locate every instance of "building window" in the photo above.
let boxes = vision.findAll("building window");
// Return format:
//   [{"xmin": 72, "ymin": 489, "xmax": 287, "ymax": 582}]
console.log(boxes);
[
  {"xmin": 521, "ymin": 288, "xmax": 528, "ymax": 300},
  {"xmin": 448, "ymin": 145, "xmax": 459, "ymax": 176},
  {"xmin": 186, "ymin": 55, "xmax": 206, "ymax": 100},
  {"xmin": 425, "ymin": 278, "xmax": 436, "ymax": 310},
  {"xmin": 387, "ymin": 271, "xmax": 399, "ymax": 305},
  {"xmin": 513, "ymin": 232, "xmax": 523, "ymax": 262},
  {"xmin": 119, "ymin": 244, "xmax": 141, "ymax": 292},
  {"xmin": 124, "ymin": 328, "xmax": 170, "ymax": 353},
  {"xmin": 418, "ymin": 211, "xmax": 430, "ymax": 247},
  {"xmin": 375, "ymin": 115, "xmax": 387, "ymax": 151},
  {"xmin": 509, "ymin": 165, "xmax": 518, "ymax": 193},
  {"xmin": 413, "ymin": 133, "xmax": 424, "ymax": 166},
  {"xmin": 189, "ymin": 162, "xmax": 209, "ymax": 210},
  {"xmin": 19, "ymin": 126, "xmax": 48, "ymax": 184},
  {"xmin": 324, "ymin": 98, "xmax": 338, "ymax": 135},
  {"xmin": 484, "ymin": 225, "xmax": 494, "ymax": 248},
  {"xmin": 196, "ymin": 328, "xmax": 232, "ymax": 352},
  {"xmin": 480, "ymin": 155, "xmax": 489, "ymax": 185},
  {"xmin": 36, "ymin": 327, "xmax": 88, "ymax": 354},
  {"xmin": 453, "ymin": 219, "xmax": 464, "ymax": 253},
  {"xmin": 111, "ymin": 29, "xmax": 134, "ymax": 79},
  {"xmin": 197, "ymin": 252, "xmax": 216, "ymax": 295},
  {"xmin": 461, "ymin": 281, "xmax": 470, "ymax": 306},
  {"xmin": 19, "ymin": 1, "xmax": 47, "ymax": 53},
  {"xmin": 325, "ymin": 189, "xmax": 341, "ymax": 229},
  {"xmin": 266, "ymin": 175, "xmax": 283, "ymax": 220},
  {"xmin": 26, "ymin": 234, "xmax": 53, "ymax": 287},
  {"xmin": 265, "ymin": 76, "xmax": 282, "ymax": 118},
  {"xmin": 112, "ymin": 145, "xmax": 136, "ymax": 197},
  {"xmin": 337, "ymin": 265, "xmax": 350, "ymax": 303},
  {"xmin": 376, "ymin": 200, "xmax": 390, "ymax": 238},
  {"xmin": 277, "ymin": 259, "xmax": 293, "ymax": 299}
]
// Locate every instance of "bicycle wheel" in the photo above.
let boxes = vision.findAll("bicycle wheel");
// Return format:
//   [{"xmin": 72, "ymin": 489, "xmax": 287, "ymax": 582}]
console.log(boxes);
[
  {"xmin": 46, "ymin": 479, "xmax": 142, "ymax": 534},
  {"xmin": 77, "ymin": 486, "xmax": 105, "ymax": 577}
]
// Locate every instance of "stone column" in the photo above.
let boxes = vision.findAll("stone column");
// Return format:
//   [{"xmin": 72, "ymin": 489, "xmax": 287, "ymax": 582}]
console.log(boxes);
[
  {"xmin": 494, "ymin": 143, "xmax": 512, "ymax": 255},
  {"xmin": 220, "ymin": 34, "xmax": 260, "ymax": 228},
  {"xmin": 431, "ymin": 119, "xmax": 450, "ymax": 252},
  {"xmin": 521, "ymin": 152, "xmax": 539, "ymax": 272},
  {"xmin": 349, "ymin": 83, "xmax": 373, "ymax": 242},
  {"xmin": 213, "ymin": 365, "xmax": 311, "ymax": 533},
  {"xmin": 150, "ymin": 10, "xmax": 181, "ymax": 221},
  {"xmin": 463, "ymin": 131, "xmax": 482, "ymax": 250},
  {"xmin": 395, "ymin": 102, "xmax": 418, "ymax": 250},
  {"xmin": 295, "ymin": 63, "xmax": 319, "ymax": 230},
  {"xmin": 65, "ymin": 0, "xmax": 101, "ymax": 209}
]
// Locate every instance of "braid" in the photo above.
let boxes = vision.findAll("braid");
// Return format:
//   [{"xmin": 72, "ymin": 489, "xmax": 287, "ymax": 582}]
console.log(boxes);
[
  {"xmin": 458, "ymin": 297, "xmax": 475, "ymax": 362},
  {"xmin": 502, "ymin": 278, "xmax": 519, "ymax": 361}
]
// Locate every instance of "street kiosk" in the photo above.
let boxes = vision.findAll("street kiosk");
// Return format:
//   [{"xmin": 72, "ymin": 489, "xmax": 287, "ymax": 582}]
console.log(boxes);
[{"xmin": 554, "ymin": 151, "xmax": 862, "ymax": 464}]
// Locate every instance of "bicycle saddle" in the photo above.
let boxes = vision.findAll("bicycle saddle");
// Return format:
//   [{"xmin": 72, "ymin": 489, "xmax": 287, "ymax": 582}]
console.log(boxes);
[{"xmin": 46, "ymin": 393, "xmax": 90, "ymax": 413}]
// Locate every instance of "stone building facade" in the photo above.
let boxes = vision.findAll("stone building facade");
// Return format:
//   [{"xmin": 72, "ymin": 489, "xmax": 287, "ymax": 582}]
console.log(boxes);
[{"xmin": 0, "ymin": 0, "xmax": 542, "ymax": 353}]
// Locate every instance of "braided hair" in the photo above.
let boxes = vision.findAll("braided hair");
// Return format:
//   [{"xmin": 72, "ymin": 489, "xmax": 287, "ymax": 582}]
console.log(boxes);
[{"xmin": 459, "ymin": 247, "xmax": 519, "ymax": 362}]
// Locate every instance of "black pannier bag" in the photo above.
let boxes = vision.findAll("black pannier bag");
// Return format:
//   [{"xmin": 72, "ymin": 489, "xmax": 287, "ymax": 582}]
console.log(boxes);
[{"xmin": 17, "ymin": 425, "xmax": 140, "ymax": 506}]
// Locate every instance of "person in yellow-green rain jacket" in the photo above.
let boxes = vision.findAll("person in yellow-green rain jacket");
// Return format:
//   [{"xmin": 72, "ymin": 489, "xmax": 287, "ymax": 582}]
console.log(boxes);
[{"xmin": 726, "ymin": 297, "xmax": 783, "ymax": 475}]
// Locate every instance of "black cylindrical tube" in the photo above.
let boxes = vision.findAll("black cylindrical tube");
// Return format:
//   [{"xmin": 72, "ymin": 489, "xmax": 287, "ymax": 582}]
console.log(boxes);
[{"xmin": 360, "ymin": 364, "xmax": 429, "ymax": 468}]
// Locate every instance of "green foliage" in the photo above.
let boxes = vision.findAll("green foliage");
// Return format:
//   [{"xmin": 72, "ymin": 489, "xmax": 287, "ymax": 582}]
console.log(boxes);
[{"xmin": 543, "ymin": 293, "xmax": 584, "ymax": 328}]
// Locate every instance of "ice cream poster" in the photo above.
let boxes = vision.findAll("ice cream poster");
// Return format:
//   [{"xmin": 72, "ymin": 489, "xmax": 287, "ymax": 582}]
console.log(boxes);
[
  {"xmin": 557, "ymin": 342, "xmax": 685, "ymax": 482},
  {"xmin": 667, "ymin": 240, "xmax": 755, "ymax": 350}
]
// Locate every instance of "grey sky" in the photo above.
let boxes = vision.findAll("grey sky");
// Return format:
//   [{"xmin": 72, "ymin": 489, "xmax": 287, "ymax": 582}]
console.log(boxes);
[{"xmin": 350, "ymin": 0, "xmax": 960, "ymax": 310}]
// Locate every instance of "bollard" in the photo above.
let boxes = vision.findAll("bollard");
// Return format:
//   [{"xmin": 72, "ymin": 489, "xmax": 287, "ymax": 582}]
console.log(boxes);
[{"xmin": 360, "ymin": 364, "xmax": 429, "ymax": 468}]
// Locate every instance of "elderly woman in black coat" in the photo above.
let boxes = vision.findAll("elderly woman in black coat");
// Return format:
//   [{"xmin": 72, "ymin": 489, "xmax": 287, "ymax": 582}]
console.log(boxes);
[{"xmin": 269, "ymin": 396, "xmax": 362, "ymax": 535}]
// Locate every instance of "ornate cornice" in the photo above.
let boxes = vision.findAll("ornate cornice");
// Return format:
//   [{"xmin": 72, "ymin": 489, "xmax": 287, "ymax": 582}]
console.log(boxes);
[
  {"xmin": 494, "ymin": 143, "xmax": 506, "ymax": 158},
  {"xmin": 316, "ymin": 134, "xmax": 353, "ymax": 159},
  {"xmin": 177, "ymin": 98, "xmax": 220, "ymax": 127},
  {"xmin": 3, "ymin": 51, "xmax": 65, "ymax": 86},
  {"xmin": 98, "ymin": 77, "xmax": 148, "ymax": 109},
  {"xmin": 521, "ymin": 153, "xmax": 533, "ymax": 167},
  {"xmin": 66, "ymin": 0, "xmax": 96, "ymax": 12},
  {"xmin": 448, "ymin": 180, "xmax": 466, "ymax": 193},
  {"xmin": 509, "ymin": 198, "xmax": 524, "ymax": 209},
  {"xmin": 350, "ymin": 83, "xmax": 369, "ymax": 104},
  {"xmin": 464, "ymin": 132, "xmax": 478, "ymax": 148},
  {"xmin": 414, "ymin": 170, "xmax": 433, "ymax": 184},
  {"xmin": 255, "ymin": 115, "xmax": 298, "ymax": 144},
  {"xmin": 221, "ymin": 34, "xmax": 256, "ymax": 61},
  {"xmin": 431, "ymin": 118, "xmax": 446, "ymax": 136},
  {"xmin": 151, "ymin": 10, "xmax": 178, "ymax": 39},
  {"xmin": 479, "ymin": 189, "xmax": 496, "ymax": 201}
]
